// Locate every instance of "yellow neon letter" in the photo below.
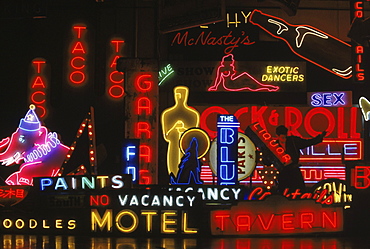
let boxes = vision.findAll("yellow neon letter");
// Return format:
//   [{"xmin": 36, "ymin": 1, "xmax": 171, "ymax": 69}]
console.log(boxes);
[
  {"xmin": 91, "ymin": 209, "xmax": 113, "ymax": 232},
  {"xmin": 115, "ymin": 210, "xmax": 138, "ymax": 233},
  {"xmin": 182, "ymin": 212, "xmax": 198, "ymax": 234},
  {"xmin": 161, "ymin": 211, "xmax": 177, "ymax": 234},
  {"xmin": 141, "ymin": 211, "xmax": 158, "ymax": 232}
]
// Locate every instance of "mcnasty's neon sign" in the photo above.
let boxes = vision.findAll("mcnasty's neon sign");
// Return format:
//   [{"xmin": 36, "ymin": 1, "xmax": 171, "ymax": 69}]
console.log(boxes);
[
  {"xmin": 211, "ymin": 196, "xmax": 343, "ymax": 235},
  {"xmin": 29, "ymin": 58, "xmax": 48, "ymax": 119},
  {"xmin": 68, "ymin": 24, "xmax": 88, "ymax": 86},
  {"xmin": 107, "ymin": 38, "xmax": 125, "ymax": 99}
]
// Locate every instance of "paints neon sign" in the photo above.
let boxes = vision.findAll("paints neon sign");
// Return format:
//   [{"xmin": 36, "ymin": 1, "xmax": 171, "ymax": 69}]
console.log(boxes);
[
  {"xmin": 29, "ymin": 58, "xmax": 48, "ymax": 119},
  {"xmin": 107, "ymin": 38, "xmax": 125, "ymax": 99},
  {"xmin": 68, "ymin": 24, "xmax": 88, "ymax": 86}
]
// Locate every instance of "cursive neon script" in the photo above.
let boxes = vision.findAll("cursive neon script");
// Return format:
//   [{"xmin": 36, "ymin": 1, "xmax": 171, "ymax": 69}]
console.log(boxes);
[
  {"xmin": 24, "ymin": 132, "xmax": 61, "ymax": 163},
  {"xmin": 171, "ymin": 31, "xmax": 255, "ymax": 54}
]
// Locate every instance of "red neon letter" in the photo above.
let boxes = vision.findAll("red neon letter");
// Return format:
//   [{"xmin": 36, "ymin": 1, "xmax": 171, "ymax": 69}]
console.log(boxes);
[
  {"xmin": 140, "ymin": 145, "xmax": 152, "ymax": 163},
  {"xmin": 31, "ymin": 91, "xmax": 46, "ymax": 104},
  {"xmin": 300, "ymin": 212, "xmax": 314, "ymax": 229},
  {"xmin": 32, "ymin": 60, "xmax": 45, "ymax": 73},
  {"xmin": 285, "ymin": 107, "xmax": 302, "ymax": 136},
  {"xmin": 71, "ymin": 41, "xmax": 86, "ymax": 54},
  {"xmin": 111, "ymin": 40, "xmax": 124, "ymax": 53},
  {"xmin": 236, "ymin": 215, "xmax": 251, "ymax": 232},
  {"xmin": 136, "ymin": 97, "xmax": 152, "ymax": 115},
  {"xmin": 282, "ymin": 213, "xmax": 294, "ymax": 230},
  {"xmin": 73, "ymin": 26, "xmax": 86, "ymax": 39},
  {"xmin": 31, "ymin": 76, "xmax": 46, "ymax": 89},
  {"xmin": 70, "ymin": 56, "xmax": 86, "ymax": 70},
  {"xmin": 304, "ymin": 108, "xmax": 335, "ymax": 137},
  {"xmin": 322, "ymin": 211, "xmax": 337, "ymax": 228},
  {"xmin": 135, "ymin": 74, "xmax": 153, "ymax": 92},
  {"xmin": 215, "ymin": 214, "xmax": 230, "ymax": 231},
  {"xmin": 135, "ymin": 122, "xmax": 152, "ymax": 139},
  {"xmin": 354, "ymin": 166, "xmax": 370, "ymax": 189},
  {"xmin": 257, "ymin": 214, "xmax": 274, "ymax": 231}
]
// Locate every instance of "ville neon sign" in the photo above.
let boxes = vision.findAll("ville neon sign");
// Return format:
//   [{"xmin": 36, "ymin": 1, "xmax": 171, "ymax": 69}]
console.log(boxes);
[
  {"xmin": 68, "ymin": 24, "xmax": 88, "ymax": 86},
  {"xmin": 29, "ymin": 58, "xmax": 48, "ymax": 119},
  {"xmin": 107, "ymin": 38, "xmax": 125, "ymax": 99}
]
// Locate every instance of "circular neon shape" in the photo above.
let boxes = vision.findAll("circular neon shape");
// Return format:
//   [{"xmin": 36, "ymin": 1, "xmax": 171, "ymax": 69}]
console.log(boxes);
[
  {"xmin": 209, "ymin": 132, "xmax": 256, "ymax": 181},
  {"xmin": 108, "ymin": 85, "xmax": 124, "ymax": 98},
  {"xmin": 69, "ymin": 71, "xmax": 85, "ymax": 84},
  {"xmin": 179, "ymin": 128, "xmax": 210, "ymax": 159}
]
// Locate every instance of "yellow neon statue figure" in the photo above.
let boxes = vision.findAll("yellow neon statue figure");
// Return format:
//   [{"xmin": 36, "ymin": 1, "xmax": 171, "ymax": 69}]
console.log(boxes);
[{"xmin": 161, "ymin": 86, "xmax": 200, "ymax": 177}]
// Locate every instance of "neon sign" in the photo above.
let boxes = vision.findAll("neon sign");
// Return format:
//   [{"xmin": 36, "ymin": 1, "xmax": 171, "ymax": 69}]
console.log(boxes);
[
  {"xmin": 211, "ymin": 196, "xmax": 343, "ymax": 235},
  {"xmin": 359, "ymin": 96, "xmax": 370, "ymax": 121},
  {"xmin": 125, "ymin": 73, "xmax": 158, "ymax": 184},
  {"xmin": 198, "ymin": 105, "xmax": 362, "ymax": 140},
  {"xmin": 262, "ymin": 65, "xmax": 304, "ymax": 82},
  {"xmin": 107, "ymin": 38, "xmax": 125, "ymax": 99},
  {"xmin": 29, "ymin": 58, "xmax": 48, "ymax": 119},
  {"xmin": 0, "ymin": 106, "xmax": 69, "ymax": 185},
  {"xmin": 217, "ymin": 115, "xmax": 239, "ymax": 185},
  {"xmin": 158, "ymin": 64, "xmax": 174, "ymax": 86},
  {"xmin": 68, "ymin": 24, "xmax": 88, "ymax": 86},
  {"xmin": 161, "ymin": 86, "xmax": 200, "ymax": 177},
  {"xmin": 207, "ymin": 54, "xmax": 280, "ymax": 92},
  {"xmin": 122, "ymin": 139, "xmax": 139, "ymax": 184},
  {"xmin": 352, "ymin": 166, "xmax": 370, "ymax": 189},
  {"xmin": 0, "ymin": 186, "xmax": 29, "ymax": 207},
  {"xmin": 209, "ymin": 133, "xmax": 256, "ymax": 181},
  {"xmin": 250, "ymin": 9, "xmax": 352, "ymax": 79},
  {"xmin": 308, "ymin": 91, "xmax": 352, "ymax": 107}
]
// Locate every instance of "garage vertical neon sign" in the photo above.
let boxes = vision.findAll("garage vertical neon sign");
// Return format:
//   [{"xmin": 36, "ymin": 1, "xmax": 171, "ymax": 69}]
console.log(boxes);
[
  {"xmin": 29, "ymin": 58, "xmax": 48, "ymax": 119},
  {"xmin": 68, "ymin": 24, "xmax": 88, "ymax": 86},
  {"xmin": 217, "ymin": 115, "xmax": 239, "ymax": 185}
]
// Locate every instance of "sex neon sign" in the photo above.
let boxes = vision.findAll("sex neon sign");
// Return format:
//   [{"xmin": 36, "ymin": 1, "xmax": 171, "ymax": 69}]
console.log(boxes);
[
  {"xmin": 68, "ymin": 24, "xmax": 88, "ymax": 86},
  {"xmin": 308, "ymin": 91, "xmax": 352, "ymax": 107},
  {"xmin": 29, "ymin": 58, "xmax": 48, "ymax": 119},
  {"xmin": 217, "ymin": 115, "xmax": 239, "ymax": 185}
]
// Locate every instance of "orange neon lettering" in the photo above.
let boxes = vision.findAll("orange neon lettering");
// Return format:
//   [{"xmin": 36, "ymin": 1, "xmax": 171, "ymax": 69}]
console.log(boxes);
[
  {"xmin": 108, "ymin": 85, "xmax": 124, "ymax": 98},
  {"xmin": 136, "ymin": 97, "xmax": 152, "ymax": 115},
  {"xmin": 69, "ymin": 71, "xmax": 86, "ymax": 84},
  {"xmin": 300, "ymin": 212, "xmax": 314, "ymax": 229},
  {"xmin": 257, "ymin": 214, "xmax": 274, "ymax": 231},
  {"xmin": 111, "ymin": 40, "xmax": 124, "ymax": 52},
  {"xmin": 285, "ymin": 107, "xmax": 302, "ymax": 136},
  {"xmin": 135, "ymin": 122, "xmax": 152, "ymax": 139},
  {"xmin": 355, "ymin": 1, "xmax": 363, "ymax": 9},
  {"xmin": 236, "ymin": 215, "xmax": 251, "ymax": 232},
  {"xmin": 71, "ymin": 41, "xmax": 86, "ymax": 54},
  {"xmin": 31, "ymin": 91, "xmax": 46, "ymax": 104},
  {"xmin": 282, "ymin": 213, "xmax": 294, "ymax": 230},
  {"xmin": 109, "ymin": 70, "xmax": 123, "ymax": 83},
  {"xmin": 215, "ymin": 215, "xmax": 230, "ymax": 231},
  {"xmin": 355, "ymin": 10, "xmax": 364, "ymax": 18},
  {"xmin": 70, "ymin": 56, "xmax": 86, "ymax": 69},
  {"xmin": 140, "ymin": 145, "xmax": 152, "ymax": 163},
  {"xmin": 322, "ymin": 211, "xmax": 337, "ymax": 228},
  {"xmin": 32, "ymin": 60, "xmax": 45, "ymax": 73},
  {"xmin": 356, "ymin": 63, "xmax": 364, "ymax": 72},
  {"xmin": 110, "ymin": 55, "xmax": 121, "ymax": 68},
  {"xmin": 73, "ymin": 26, "xmax": 86, "ymax": 39},
  {"xmin": 31, "ymin": 76, "xmax": 46, "ymax": 88},
  {"xmin": 135, "ymin": 74, "xmax": 153, "ymax": 92}
]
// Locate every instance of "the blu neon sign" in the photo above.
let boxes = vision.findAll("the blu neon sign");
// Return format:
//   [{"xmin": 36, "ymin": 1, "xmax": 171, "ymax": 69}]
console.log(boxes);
[
  {"xmin": 217, "ymin": 115, "xmax": 239, "ymax": 185},
  {"xmin": 122, "ymin": 139, "xmax": 140, "ymax": 184}
]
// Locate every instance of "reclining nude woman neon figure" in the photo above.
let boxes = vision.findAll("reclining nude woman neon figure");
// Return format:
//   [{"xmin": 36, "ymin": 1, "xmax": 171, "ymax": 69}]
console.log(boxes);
[{"xmin": 208, "ymin": 54, "xmax": 279, "ymax": 92}]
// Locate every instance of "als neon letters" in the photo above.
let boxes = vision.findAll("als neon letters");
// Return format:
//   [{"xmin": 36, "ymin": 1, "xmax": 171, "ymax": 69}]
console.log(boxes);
[
  {"xmin": 107, "ymin": 39, "xmax": 125, "ymax": 99},
  {"xmin": 68, "ymin": 25, "xmax": 88, "ymax": 86}
]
